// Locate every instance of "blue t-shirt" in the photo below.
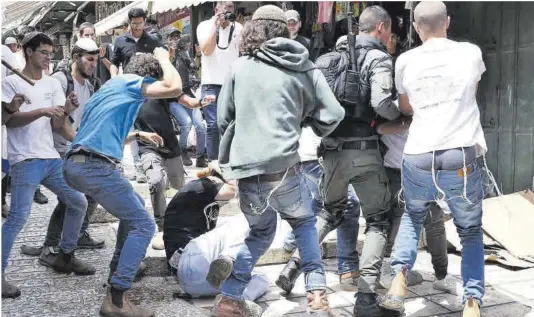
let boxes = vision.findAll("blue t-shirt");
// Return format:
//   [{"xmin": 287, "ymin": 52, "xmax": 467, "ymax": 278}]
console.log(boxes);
[{"xmin": 70, "ymin": 74, "xmax": 155, "ymax": 160}]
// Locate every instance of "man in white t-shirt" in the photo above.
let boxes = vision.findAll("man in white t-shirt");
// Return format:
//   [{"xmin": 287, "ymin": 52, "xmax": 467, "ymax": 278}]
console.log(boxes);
[
  {"xmin": 380, "ymin": 3, "xmax": 486, "ymax": 317},
  {"xmin": 1, "ymin": 32, "xmax": 95, "ymax": 299},
  {"xmin": 196, "ymin": 1, "xmax": 242, "ymax": 161}
]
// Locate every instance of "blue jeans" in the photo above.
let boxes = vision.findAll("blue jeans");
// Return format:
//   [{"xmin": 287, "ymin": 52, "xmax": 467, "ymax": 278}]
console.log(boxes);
[
  {"xmin": 169, "ymin": 101, "xmax": 206, "ymax": 156},
  {"xmin": 63, "ymin": 155, "xmax": 155, "ymax": 290},
  {"xmin": 220, "ymin": 166, "xmax": 327, "ymax": 299},
  {"xmin": 201, "ymin": 85, "xmax": 221, "ymax": 161},
  {"xmin": 2, "ymin": 159, "xmax": 87, "ymax": 272},
  {"xmin": 392, "ymin": 159, "xmax": 485, "ymax": 304},
  {"xmin": 283, "ymin": 160, "xmax": 360, "ymax": 274}
]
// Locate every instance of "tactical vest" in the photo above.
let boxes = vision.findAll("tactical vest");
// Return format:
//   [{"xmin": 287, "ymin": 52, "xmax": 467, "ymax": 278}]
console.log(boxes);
[{"xmin": 316, "ymin": 36, "xmax": 389, "ymax": 138}]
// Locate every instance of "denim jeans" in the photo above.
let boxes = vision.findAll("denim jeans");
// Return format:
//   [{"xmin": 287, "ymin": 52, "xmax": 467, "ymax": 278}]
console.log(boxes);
[
  {"xmin": 392, "ymin": 159, "xmax": 485, "ymax": 304},
  {"xmin": 220, "ymin": 166, "xmax": 327, "ymax": 300},
  {"xmin": 284, "ymin": 160, "xmax": 360, "ymax": 274},
  {"xmin": 2, "ymin": 159, "xmax": 87, "ymax": 272},
  {"xmin": 169, "ymin": 101, "xmax": 206, "ymax": 156},
  {"xmin": 177, "ymin": 214, "xmax": 269, "ymax": 300},
  {"xmin": 63, "ymin": 155, "xmax": 155, "ymax": 290},
  {"xmin": 201, "ymin": 85, "xmax": 222, "ymax": 161}
]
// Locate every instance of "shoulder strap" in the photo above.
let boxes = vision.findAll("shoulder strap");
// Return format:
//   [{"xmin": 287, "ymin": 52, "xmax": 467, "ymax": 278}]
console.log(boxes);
[{"xmin": 62, "ymin": 70, "xmax": 74, "ymax": 97}]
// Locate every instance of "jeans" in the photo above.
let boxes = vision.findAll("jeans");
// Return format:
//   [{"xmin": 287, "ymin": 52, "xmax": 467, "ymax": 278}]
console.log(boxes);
[
  {"xmin": 177, "ymin": 214, "xmax": 269, "ymax": 300},
  {"xmin": 201, "ymin": 85, "xmax": 222, "ymax": 161},
  {"xmin": 169, "ymin": 102, "xmax": 206, "ymax": 156},
  {"xmin": 321, "ymin": 147, "xmax": 393, "ymax": 294},
  {"xmin": 220, "ymin": 166, "xmax": 327, "ymax": 299},
  {"xmin": 44, "ymin": 196, "xmax": 98, "ymax": 247},
  {"xmin": 284, "ymin": 160, "xmax": 360, "ymax": 274},
  {"xmin": 384, "ymin": 167, "xmax": 448, "ymax": 279},
  {"xmin": 141, "ymin": 152, "xmax": 185, "ymax": 230},
  {"xmin": 392, "ymin": 159, "xmax": 485, "ymax": 304},
  {"xmin": 63, "ymin": 155, "xmax": 155, "ymax": 290},
  {"xmin": 2, "ymin": 159, "xmax": 87, "ymax": 272}
]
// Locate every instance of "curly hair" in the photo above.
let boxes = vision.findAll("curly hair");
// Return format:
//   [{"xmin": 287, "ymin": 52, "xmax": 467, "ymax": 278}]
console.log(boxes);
[
  {"xmin": 240, "ymin": 19, "xmax": 289, "ymax": 55},
  {"xmin": 123, "ymin": 53, "xmax": 163, "ymax": 79}
]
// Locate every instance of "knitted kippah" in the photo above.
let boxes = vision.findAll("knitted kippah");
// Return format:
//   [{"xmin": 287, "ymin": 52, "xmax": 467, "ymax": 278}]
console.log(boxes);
[{"xmin": 252, "ymin": 5, "xmax": 287, "ymax": 24}]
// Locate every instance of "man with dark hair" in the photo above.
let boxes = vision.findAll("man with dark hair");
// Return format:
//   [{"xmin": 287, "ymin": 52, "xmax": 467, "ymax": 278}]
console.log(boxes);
[
  {"xmin": 79, "ymin": 21, "xmax": 113, "ymax": 86},
  {"xmin": 110, "ymin": 8, "xmax": 163, "ymax": 183},
  {"xmin": 381, "ymin": 3, "xmax": 487, "ymax": 317},
  {"xmin": 20, "ymin": 38, "xmax": 106, "ymax": 260},
  {"xmin": 316, "ymin": 5, "xmax": 402, "ymax": 316},
  {"xmin": 1, "ymin": 32, "xmax": 94, "ymax": 298},
  {"xmin": 212, "ymin": 5, "xmax": 344, "ymax": 316},
  {"xmin": 196, "ymin": 1, "xmax": 243, "ymax": 162},
  {"xmin": 62, "ymin": 48, "xmax": 183, "ymax": 317}
]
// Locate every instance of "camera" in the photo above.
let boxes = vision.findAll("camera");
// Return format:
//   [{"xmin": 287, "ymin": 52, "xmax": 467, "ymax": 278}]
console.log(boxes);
[{"xmin": 224, "ymin": 12, "xmax": 236, "ymax": 22}]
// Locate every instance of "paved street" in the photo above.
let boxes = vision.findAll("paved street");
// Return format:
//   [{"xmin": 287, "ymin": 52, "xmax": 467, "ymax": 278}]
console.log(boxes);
[{"xmin": 2, "ymin": 147, "xmax": 534, "ymax": 316}]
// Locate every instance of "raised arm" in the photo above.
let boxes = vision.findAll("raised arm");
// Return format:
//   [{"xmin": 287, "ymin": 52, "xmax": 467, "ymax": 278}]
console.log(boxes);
[{"xmin": 141, "ymin": 48, "xmax": 182, "ymax": 99}]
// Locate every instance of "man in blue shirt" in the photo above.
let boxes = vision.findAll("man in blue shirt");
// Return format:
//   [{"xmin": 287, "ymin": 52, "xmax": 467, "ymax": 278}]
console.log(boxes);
[{"xmin": 63, "ymin": 47, "xmax": 182, "ymax": 317}]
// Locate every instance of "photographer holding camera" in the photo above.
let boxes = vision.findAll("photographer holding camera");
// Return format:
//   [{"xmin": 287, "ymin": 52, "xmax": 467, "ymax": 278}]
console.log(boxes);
[{"xmin": 196, "ymin": 1, "xmax": 242, "ymax": 162}]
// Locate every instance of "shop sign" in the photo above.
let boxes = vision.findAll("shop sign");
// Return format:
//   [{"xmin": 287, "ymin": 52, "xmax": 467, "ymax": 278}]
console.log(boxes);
[{"xmin": 157, "ymin": 7, "xmax": 190, "ymax": 28}]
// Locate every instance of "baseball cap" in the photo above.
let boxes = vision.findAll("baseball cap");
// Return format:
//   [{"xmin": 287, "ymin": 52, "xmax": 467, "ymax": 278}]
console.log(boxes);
[
  {"xmin": 5, "ymin": 37, "xmax": 17, "ymax": 45},
  {"xmin": 285, "ymin": 10, "xmax": 300, "ymax": 22},
  {"xmin": 74, "ymin": 38, "xmax": 99, "ymax": 52}
]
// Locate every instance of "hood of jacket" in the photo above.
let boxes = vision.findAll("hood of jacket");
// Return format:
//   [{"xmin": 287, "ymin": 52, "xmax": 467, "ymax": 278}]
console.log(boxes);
[{"xmin": 254, "ymin": 37, "xmax": 316, "ymax": 73}]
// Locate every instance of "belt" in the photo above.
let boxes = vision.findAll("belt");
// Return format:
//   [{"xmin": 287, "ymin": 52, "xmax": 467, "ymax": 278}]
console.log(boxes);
[
  {"xmin": 203, "ymin": 84, "xmax": 222, "ymax": 89},
  {"xmin": 68, "ymin": 150, "xmax": 119, "ymax": 165},
  {"xmin": 342, "ymin": 140, "xmax": 378, "ymax": 150},
  {"xmin": 252, "ymin": 168, "xmax": 297, "ymax": 182}
]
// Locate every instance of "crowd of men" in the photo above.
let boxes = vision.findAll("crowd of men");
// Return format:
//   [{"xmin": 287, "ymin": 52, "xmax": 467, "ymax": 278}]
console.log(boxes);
[{"xmin": 1, "ymin": 1, "xmax": 488, "ymax": 317}]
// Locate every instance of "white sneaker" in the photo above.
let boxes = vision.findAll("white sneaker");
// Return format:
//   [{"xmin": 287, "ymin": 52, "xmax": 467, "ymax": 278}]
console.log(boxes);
[
  {"xmin": 433, "ymin": 275, "xmax": 462, "ymax": 296},
  {"xmin": 151, "ymin": 232, "xmax": 164, "ymax": 250}
]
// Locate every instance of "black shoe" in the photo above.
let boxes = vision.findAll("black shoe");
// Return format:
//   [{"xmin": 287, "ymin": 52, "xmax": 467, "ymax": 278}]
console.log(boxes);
[
  {"xmin": 77, "ymin": 231, "xmax": 105, "ymax": 249},
  {"xmin": 21, "ymin": 244, "xmax": 44, "ymax": 256},
  {"xmin": 354, "ymin": 292, "xmax": 401, "ymax": 317},
  {"xmin": 50, "ymin": 249, "xmax": 95, "ymax": 275},
  {"xmin": 34, "ymin": 189, "xmax": 48, "ymax": 205},
  {"xmin": 195, "ymin": 154, "xmax": 208, "ymax": 168},
  {"xmin": 206, "ymin": 255, "xmax": 234, "ymax": 289},
  {"xmin": 38, "ymin": 246, "xmax": 59, "ymax": 267},
  {"xmin": 2, "ymin": 276, "xmax": 20, "ymax": 299},
  {"xmin": 181, "ymin": 149, "xmax": 193, "ymax": 166},
  {"xmin": 275, "ymin": 257, "xmax": 302, "ymax": 294}
]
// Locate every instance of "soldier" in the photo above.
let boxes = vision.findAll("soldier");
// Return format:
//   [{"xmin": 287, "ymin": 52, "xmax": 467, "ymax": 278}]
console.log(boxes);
[{"xmin": 318, "ymin": 6, "xmax": 402, "ymax": 317}]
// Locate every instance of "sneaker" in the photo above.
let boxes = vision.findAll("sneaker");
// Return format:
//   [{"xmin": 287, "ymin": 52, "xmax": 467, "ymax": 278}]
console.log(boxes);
[
  {"xmin": 2, "ymin": 204, "xmax": 8, "ymax": 218},
  {"xmin": 21, "ymin": 244, "xmax": 44, "ymax": 256},
  {"xmin": 181, "ymin": 149, "xmax": 193, "ymax": 166},
  {"xmin": 355, "ymin": 292, "xmax": 401, "ymax": 317},
  {"xmin": 49, "ymin": 249, "xmax": 96, "ymax": 275},
  {"xmin": 100, "ymin": 287, "xmax": 155, "ymax": 317},
  {"xmin": 196, "ymin": 154, "xmax": 208, "ymax": 168},
  {"xmin": 135, "ymin": 166, "xmax": 147, "ymax": 184},
  {"xmin": 33, "ymin": 188, "xmax": 48, "ymax": 204},
  {"xmin": 206, "ymin": 255, "xmax": 234, "ymax": 289},
  {"xmin": 433, "ymin": 275, "xmax": 461, "ymax": 296},
  {"xmin": 214, "ymin": 294, "xmax": 263, "ymax": 317},
  {"xmin": 151, "ymin": 232, "xmax": 164, "ymax": 250},
  {"xmin": 77, "ymin": 231, "xmax": 105, "ymax": 249},
  {"xmin": 1, "ymin": 276, "xmax": 21, "ymax": 299},
  {"xmin": 307, "ymin": 290, "xmax": 333, "ymax": 316}
]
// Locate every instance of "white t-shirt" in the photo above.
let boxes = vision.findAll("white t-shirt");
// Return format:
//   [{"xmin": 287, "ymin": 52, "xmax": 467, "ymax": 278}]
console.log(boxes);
[
  {"xmin": 51, "ymin": 72, "xmax": 92, "ymax": 154},
  {"xmin": 395, "ymin": 38, "xmax": 487, "ymax": 156},
  {"xmin": 197, "ymin": 20, "xmax": 242, "ymax": 85},
  {"xmin": 1, "ymin": 45, "xmax": 18, "ymax": 79},
  {"xmin": 381, "ymin": 131, "xmax": 408, "ymax": 169},
  {"xmin": 1, "ymin": 75, "xmax": 65, "ymax": 165},
  {"xmin": 298, "ymin": 126, "xmax": 322, "ymax": 162}
]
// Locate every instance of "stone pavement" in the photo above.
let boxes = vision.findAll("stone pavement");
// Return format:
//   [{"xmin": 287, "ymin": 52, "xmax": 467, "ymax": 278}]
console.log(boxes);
[{"xmin": 2, "ymin": 145, "xmax": 534, "ymax": 316}]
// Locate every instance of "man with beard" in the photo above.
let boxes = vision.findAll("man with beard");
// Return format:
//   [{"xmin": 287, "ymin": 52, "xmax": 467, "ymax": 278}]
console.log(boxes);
[{"xmin": 20, "ymin": 38, "xmax": 106, "ymax": 260}]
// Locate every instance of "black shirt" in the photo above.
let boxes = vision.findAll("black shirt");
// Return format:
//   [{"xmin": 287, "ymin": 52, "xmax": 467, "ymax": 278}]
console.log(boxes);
[
  {"xmin": 294, "ymin": 35, "xmax": 311, "ymax": 51},
  {"xmin": 134, "ymin": 99, "xmax": 180, "ymax": 159},
  {"xmin": 163, "ymin": 178, "xmax": 224, "ymax": 262},
  {"xmin": 111, "ymin": 31, "xmax": 163, "ymax": 69},
  {"xmin": 96, "ymin": 43, "xmax": 113, "ymax": 85}
]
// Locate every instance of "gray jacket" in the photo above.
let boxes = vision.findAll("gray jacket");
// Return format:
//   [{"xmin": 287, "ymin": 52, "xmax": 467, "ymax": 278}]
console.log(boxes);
[{"xmin": 217, "ymin": 38, "xmax": 345, "ymax": 180}]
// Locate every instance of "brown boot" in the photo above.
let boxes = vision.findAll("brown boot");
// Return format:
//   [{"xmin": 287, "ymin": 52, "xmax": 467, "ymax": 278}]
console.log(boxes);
[
  {"xmin": 307, "ymin": 290, "xmax": 333, "ymax": 316},
  {"xmin": 339, "ymin": 270, "xmax": 360, "ymax": 285},
  {"xmin": 100, "ymin": 287, "xmax": 155, "ymax": 317},
  {"xmin": 463, "ymin": 297, "xmax": 481, "ymax": 317},
  {"xmin": 380, "ymin": 267, "xmax": 408, "ymax": 312},
  {"xmin": 213, "ymin": 294, "xmax": 263, "ymax": 317}
]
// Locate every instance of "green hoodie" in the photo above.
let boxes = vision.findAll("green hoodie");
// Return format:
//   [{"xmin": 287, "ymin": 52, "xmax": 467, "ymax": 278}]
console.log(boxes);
[{"xmin": 217, "ymin": 37, "xmax": 345, "ymax": 180}]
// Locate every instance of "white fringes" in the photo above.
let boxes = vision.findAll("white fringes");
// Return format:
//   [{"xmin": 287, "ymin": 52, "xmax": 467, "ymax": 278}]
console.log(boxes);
[
  {"xmin": 256, "ymin": 167, "xmax": 291, "ymax": 215},
  {"xmin": 483, "ymin": 154, "xmax": 502, "ymax": 196},
  {"xmin": 431, "ymin": 151, "xmax": 447, "ymax": 205},
  {"xmin": 461, "ymin": 147, "xmax": 473, "ymax": 205}
]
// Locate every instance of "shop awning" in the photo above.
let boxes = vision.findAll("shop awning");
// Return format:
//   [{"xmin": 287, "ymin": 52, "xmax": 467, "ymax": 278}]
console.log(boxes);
[
  {"xmin": 150, "ymin": 0, "xmax": 206, "ymax": 15},
  {"xmin": 95, "ymin": 1, "xmax": 150, "ymax": 36}
]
